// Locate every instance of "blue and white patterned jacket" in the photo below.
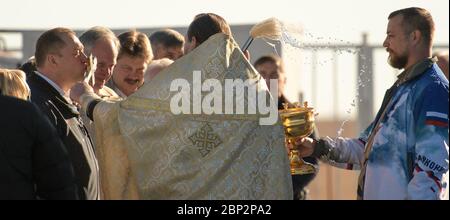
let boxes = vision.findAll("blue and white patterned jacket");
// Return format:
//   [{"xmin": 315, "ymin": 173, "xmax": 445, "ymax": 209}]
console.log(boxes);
[{"xmin": 321, "ymin": 58, "xmax": 449, "ymax": 200}]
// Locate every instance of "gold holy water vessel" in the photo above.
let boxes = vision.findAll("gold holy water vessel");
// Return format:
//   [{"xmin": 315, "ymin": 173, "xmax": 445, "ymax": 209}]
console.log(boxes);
[{"xmin": 279, "ymin": 102, "xmax": 317, "ymax": 175}]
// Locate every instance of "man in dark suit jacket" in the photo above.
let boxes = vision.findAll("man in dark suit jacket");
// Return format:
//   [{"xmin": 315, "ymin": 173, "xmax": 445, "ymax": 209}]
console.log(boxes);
[
  {"xmin": 27, "ymin": 27, "xmax": 100, "ymax": 200},
  {"xmin": 254, "ymin": 55, "xmax": 319, "ymax": 200},
  {"xmin": 0, "ymin": 95, "xmax": 78, "ymax": 200}
]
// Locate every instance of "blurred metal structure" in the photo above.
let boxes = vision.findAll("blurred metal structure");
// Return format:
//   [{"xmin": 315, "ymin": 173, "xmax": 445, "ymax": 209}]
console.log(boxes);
[{"xmin": 294, "ymin": 33, "xmax": 448, "ymax": 132}]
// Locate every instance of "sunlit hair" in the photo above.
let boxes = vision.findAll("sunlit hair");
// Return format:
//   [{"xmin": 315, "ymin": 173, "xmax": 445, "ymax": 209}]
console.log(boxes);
[
  {"xmin": 79, "ymin": 26, "xmax": 120, "ymax": 56},
  {"xmin": 149, "ymin": 29, "xmax": 184, "ymax": 49},
  {"xmin": 35, "ymin": 27, "xmax": 76, "ymax": 67},
  {"xmin": 187, "ymin": 13, "xmax": 232, "ymax": 44},
  {"xmin": 117, "ymin": 30, "xmax": 153, "ymax": 64},
  {"xmin": 389, "ymin": 7, "xmax": 435, "ymax": 47},
  {"xmin": 0, "ymin": 69, "xmax": 30, "ymax": 100}
]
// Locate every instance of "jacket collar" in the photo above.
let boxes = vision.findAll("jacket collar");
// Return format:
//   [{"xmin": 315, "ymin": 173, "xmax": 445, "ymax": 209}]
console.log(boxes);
[
  {"xmin": 396, "ymin": 57, "xmax": 437, "ymax": 86},
  {"xmin": 28, "ymin": 72, "xmax": 80, "ymax": 118}
]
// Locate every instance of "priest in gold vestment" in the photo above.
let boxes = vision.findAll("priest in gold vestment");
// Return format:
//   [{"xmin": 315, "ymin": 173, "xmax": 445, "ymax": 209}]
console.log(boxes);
[{"xmin": 75, "ymin": 14, "xmax": 292, "ymax": 200}]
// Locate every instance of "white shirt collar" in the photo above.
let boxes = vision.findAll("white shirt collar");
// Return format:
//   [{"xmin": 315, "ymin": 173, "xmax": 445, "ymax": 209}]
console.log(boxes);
[
  {"xmin": 110, "ymin": 80, "xmax": 127, "ymax": 98},
  {"xmin": 115, "ymin": 87, "xmax": 127, "ymax": 98}
]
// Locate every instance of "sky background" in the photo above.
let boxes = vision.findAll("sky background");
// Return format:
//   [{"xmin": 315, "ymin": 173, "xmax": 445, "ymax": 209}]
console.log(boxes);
[
  {"xmin": 1, "ymin": 0, "xmax": 449, "ymax": 126},
  {"xmin": 2, "ymin": 0, "xmax": 449, "ymax": 44}
]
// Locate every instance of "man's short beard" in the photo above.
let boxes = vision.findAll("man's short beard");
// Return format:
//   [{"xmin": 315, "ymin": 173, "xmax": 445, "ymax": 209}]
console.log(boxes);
[{"xmin": 388, "ymin": 53, "xmax": 408, "ymax": 69}]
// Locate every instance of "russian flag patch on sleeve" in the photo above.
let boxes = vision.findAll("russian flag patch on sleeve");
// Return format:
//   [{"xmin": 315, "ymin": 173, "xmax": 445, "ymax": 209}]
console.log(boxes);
[
  {"xmin": 421, "ymin": 82, "xmax": 449, "ymax": 127},
  {"xmin": 425, "ymin": 111, "xmax": 448, "ymax": 127}
]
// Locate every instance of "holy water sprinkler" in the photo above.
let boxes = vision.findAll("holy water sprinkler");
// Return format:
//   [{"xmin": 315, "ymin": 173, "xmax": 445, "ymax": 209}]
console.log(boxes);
[
  {"xmin": 241, "ymin": 17, "xmax": 283, "ymax": 51},
  {"xmin": 84, "ymin": 54, "xmax": 97, "ymax": 86}
]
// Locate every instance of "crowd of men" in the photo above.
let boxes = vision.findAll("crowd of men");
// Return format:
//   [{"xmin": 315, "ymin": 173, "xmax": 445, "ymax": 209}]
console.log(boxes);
[{"xmin": 0, "ymin": 8, "xmax": 448, "ymax": 200}]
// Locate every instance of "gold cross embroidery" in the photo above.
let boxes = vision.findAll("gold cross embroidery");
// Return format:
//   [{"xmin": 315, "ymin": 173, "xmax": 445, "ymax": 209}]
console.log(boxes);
[{"xmin": 189, "ymin": 123, "xmax": 222, "ymax": 157}]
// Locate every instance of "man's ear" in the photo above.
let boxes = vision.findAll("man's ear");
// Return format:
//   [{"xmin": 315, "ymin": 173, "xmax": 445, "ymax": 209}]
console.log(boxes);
[
  {"xmin": 410, "ymin": 30, "xmax": 422, "ymax": 46},
  {"xmin": 47, "ymin": 54, "xmax": 58, "ymax": 67},
  {"xmin": 191, "ymin": 36, "xmax": 197, "ymax": 49}
]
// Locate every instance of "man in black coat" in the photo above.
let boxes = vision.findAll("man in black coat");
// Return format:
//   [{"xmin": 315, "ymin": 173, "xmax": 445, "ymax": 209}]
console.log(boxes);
[
  {"xmin": 0, "ymin": 95, "xmax": 78, "ymax": 200},
  {"xmin": 27, "ymin": 27, "xmax": 100, "ymax": 200},
  {"xmin": 254, "ymin": 55, "xmax": 319, "ymax": 200}
]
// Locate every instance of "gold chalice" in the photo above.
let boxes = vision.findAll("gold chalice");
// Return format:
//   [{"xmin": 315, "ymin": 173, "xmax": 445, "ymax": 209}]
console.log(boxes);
[{"xmin": 279, "ymin": 102, "xmax": 317, "ymax": 175}]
